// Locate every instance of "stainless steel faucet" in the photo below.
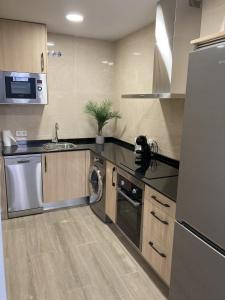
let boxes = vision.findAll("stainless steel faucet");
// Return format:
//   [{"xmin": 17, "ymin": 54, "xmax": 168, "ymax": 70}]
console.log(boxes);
[{"xmin": 52, "ymin": 122, "xmax": 59, "ymax": 143}]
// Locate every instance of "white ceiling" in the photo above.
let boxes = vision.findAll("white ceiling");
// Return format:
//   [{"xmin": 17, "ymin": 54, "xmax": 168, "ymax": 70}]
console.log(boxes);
[{"xmin": 0, "ymin": 0, "xmax": 157, "ymax": 41}]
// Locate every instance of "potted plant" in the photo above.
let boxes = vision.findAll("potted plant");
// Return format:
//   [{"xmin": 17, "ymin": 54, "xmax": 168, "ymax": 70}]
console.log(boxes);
[{"xmin": 85, "ymin": 100, "xmax": 121, "ymax": 144}]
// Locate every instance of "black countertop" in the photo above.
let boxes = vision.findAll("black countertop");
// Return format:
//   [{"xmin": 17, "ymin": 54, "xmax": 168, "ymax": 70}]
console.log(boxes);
[{"xmin": 2, "ymin": 138, "xmax": 179, "ymax": 202}]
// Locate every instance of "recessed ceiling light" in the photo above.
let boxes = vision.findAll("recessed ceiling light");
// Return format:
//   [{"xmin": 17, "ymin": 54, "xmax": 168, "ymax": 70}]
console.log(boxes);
[
  {"xmin": 47, "ymin": 42, "xmax": 55, "ymax": 47},
  {"xmin": 108, "ymin": 62, "xmax": 114, "ymax": 66},
  {"xmin": 101, "ymin": 60, "xmax": 108, "ymax": 64},
  {"xmin": 66, "ymin": 13, "xmax": 84, "ymax": 22}
]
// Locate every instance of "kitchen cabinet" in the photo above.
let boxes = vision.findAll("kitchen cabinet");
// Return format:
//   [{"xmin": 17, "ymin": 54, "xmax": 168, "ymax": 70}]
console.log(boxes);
[
  {"xmin": 42, "ymin": 151, "xmax": 89, "ymax": 203},
  {"xmin": 105, "ymin": 161, "xmax": 117, "ymax": 222},
  {"xmin": 142, "ymin": 185, "xmax": 176, "ymax": 286},
  {"xmin": 0, "ymin": 19, "xmax": 47, "ymax": 73},
  {"xmin": 144, "ymin": 185, "xmax": 176, "ymax": 219}
]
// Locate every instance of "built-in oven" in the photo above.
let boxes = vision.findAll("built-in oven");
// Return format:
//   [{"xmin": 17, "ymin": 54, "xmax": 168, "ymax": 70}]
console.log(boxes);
[
  {"xmin": 0, "ymin": 71, "xmax": 47, "ymax": 104},
  {"xmin": 116, "ymin": 169, "xmax": 144, "ymax": 250}
]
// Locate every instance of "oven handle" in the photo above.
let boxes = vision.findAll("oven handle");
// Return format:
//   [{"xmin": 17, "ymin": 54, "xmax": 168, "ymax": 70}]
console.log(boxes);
[{"xmin": 117, "ymin": 188, "xmax": 141, "ymax": 207}]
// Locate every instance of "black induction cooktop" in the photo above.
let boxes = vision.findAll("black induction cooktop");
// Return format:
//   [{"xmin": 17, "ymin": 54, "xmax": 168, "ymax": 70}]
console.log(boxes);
[{"xmin": 120, "ymin": 157, "xmax": 179, "ymax": 180}]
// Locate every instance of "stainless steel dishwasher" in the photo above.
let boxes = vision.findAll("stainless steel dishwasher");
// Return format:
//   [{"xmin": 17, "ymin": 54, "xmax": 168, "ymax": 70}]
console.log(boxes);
[{"xmin": 5, "ymin": 154, "xmax": 43, "ymax": 218}]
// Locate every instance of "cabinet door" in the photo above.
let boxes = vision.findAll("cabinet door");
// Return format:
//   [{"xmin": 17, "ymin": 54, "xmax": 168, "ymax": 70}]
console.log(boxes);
[
  {"xmin": 105, "ymin": 161, "xmax": 117, "ymax": 222},
  {"xmin": 142, "ymin": 198, "xmax": 175, "ymax": 285},
  {"xmin": 0, "ymin": 19, "xmax": 47, "ymax": 73},
  {"xmin": 42, "ymin": 151, "xmax": 88, "ymax": 203}
]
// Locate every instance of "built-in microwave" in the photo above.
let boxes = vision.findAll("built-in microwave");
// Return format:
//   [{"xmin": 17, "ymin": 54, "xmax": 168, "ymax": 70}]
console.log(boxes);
[{"xmin": 0, "ymin": 71, "xmax": 48, "ymax": 104}]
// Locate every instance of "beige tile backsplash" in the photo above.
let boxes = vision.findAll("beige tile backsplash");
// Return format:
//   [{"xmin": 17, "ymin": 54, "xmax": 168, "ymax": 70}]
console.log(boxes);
[
  {"xmin": 0, "ymin": 26, "xmax": 185, "ymax": 160},
  {"xmin": 0, "ymin": 33, "xmax": 115, "ymax": 140},
  {"xmin": 201, "ymin": 0, "xmax": 225, "ymax": 36},
  {"xmin": 113, "ymin": 25, "xmax": 184, "ymax": 160}
]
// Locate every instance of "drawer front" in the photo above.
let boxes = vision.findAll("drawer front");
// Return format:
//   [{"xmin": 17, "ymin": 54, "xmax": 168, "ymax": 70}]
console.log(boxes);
[
  {"xmin": 142, "ymin": 199, "xmax": 175, "ymax": 285},
  {"xmin": 145, "ymin": 185, "xmax": 176, "ymax": 218},
  {"xmin": 143, "ymin": 237, "xmax": 172, "ymax": 285},
  {"xmin": 143, "ymin": 201, "xmax": 175, "ymax": 250}
]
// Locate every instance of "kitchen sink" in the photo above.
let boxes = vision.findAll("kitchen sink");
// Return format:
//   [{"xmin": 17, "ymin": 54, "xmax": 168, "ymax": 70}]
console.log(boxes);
[{"xmin": 43, "ymin": 142, "xmax": 77, "ymax": 151}]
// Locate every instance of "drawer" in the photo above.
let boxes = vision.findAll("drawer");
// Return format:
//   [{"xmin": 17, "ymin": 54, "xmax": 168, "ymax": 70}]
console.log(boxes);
[
  {"xmin": 142, "ymin": 236, "xmax": 172, "ymax": 285},
  {"xmin": 143, "ymin": 201, "xmax": 175, "ymax": 250},
  {"xmin": 142, "ymin": 200, "xmax": 175, "ymax": 285},
  {"xmin": 144, "ymin": 185, "xmax": 176, "ymax": 219}
]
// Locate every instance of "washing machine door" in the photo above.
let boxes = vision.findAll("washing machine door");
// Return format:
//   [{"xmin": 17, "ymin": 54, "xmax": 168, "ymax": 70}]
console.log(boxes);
[{"xmin": 89, "ymin": 166, "xmax": 103, "ymax": 204}]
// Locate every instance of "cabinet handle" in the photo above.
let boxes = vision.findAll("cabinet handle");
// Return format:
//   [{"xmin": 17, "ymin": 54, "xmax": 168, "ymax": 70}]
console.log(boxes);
[
  {"xmin": 112, "ymin": 167, "xmax": 116, "ymax": 187},
  {"xmin": 151, "ymin": 195, "xmax": 170, "ymax": 208},
  {"xmin": 44, "ymin": 156, "xmax": 47, "ymax": 172},
  {"xmin": 41, "ymin": 52, "xmax": 44, "ymax": 72},
  {"xmin": 17, "ymin": 160, "xmax": 30, "ymax": 164},
  {"xmin": 150, "ymin": 211, "xmax": 168, "ymax": 225},
  {"xmin": 149, "ymin": 241, "xmax": 166, "ymax": 258},
  {"xmin": 117, "ymin": 188, "xmax": 141, "ymax": 207}
]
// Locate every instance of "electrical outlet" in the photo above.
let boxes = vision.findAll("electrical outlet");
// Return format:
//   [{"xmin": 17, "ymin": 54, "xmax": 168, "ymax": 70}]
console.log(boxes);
[
  {"xmin": 148, "ymin": 138, "xmax": 154, "ymax": 146},
  {"xmin": 16, "ymin": 130, "xmax": 27, "ymax": 137}
]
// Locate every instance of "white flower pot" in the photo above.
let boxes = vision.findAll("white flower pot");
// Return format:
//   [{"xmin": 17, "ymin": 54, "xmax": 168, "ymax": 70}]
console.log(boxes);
[{"xmin": 96, "ymin": 135, "xmax": 104, "ymax": 144}]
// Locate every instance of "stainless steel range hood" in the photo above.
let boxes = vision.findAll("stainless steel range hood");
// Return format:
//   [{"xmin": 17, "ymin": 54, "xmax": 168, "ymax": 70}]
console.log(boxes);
[{"xmin": 122, "ymin": 0, "xmax": 202, "ymax": 99}]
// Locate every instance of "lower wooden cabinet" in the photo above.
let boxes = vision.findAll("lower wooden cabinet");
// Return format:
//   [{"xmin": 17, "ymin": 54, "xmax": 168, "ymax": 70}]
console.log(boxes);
[
  {"xmin": 42, "ymin": 151, "xmax": 90, "ymax": 203},
  {"xmin": 105, "ymin": 161, "xmax": 117, "ymax": 222},
  {"xmin": 142, "ymin": 186, "xmax": 176, "ymax": 286}
]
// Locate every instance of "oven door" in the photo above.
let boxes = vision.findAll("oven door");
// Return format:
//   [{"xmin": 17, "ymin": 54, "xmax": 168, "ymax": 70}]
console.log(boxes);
[{"xmin": 116, "ymin": 188, "xmax": 142, "ymax": 249}]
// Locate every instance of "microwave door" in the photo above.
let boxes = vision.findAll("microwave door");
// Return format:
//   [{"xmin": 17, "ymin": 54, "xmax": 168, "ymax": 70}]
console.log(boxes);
[{"xmin": 5, "ymin": 76, "xmax": 36, "ymax": 102}]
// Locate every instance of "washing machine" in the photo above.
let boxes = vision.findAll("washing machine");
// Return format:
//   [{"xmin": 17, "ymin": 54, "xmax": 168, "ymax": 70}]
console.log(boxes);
[{"xmin": 89, "ymin": 154, "xmax": 111, "ymax": 223}]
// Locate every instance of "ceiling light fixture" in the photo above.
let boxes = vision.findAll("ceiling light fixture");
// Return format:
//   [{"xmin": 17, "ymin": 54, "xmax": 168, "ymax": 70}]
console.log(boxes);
[{"xmin": 66, "ymin": 13, "xmax": 84, "ymax": 22}]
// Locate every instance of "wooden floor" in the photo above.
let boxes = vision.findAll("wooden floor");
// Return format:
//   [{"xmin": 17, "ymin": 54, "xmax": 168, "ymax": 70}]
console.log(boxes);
[{"xmin": 3, "ymin": 206, "xmax": 168, "ymax": 300}]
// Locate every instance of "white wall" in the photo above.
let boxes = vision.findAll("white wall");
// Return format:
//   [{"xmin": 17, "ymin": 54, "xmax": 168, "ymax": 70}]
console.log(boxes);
[
  {"xmin": 0, "ymin": 33, "xmax": 115, "ymax": 140},
  {"xmin": 113, "ymin": 25, "xmax": 184, "ymax": 160},
  {"xmin": 201, "ymin": 0, "xmax": 225, "ymax": 36}
]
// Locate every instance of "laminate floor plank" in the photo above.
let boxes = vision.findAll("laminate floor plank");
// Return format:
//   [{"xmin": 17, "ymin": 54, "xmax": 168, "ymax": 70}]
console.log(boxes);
[
  {"xmin": 76, "ymin": 242, "xmax": 134, "ymax": 300},
  {"xmin": 52, "ymin": 217, "xmax": 94, "ymax": 248},
  {"xmin": 122, "ymin": 271, "xmax": 167, "ymax": 300},
  {"xmin": 3, "ymin": 206, "xmax": 167, "ymax": 300}
]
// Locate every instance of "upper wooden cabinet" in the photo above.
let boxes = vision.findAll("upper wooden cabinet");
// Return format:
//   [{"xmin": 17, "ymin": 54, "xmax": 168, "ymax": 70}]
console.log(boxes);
[
  {"xmin": 105, "ymin": 161, "xmax": 117, "ymax": 222},
  {"xmin": 0, "ymin": 19, "xmax": 47, "ymax": 73},
  {"xmin": 42, "ymin": 151, "xmax": 90, "ymax": 203}
]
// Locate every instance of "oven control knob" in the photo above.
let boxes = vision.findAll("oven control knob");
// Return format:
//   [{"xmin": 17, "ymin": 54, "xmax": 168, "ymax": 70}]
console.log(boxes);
[
  {"xmin": 37, "ymin": 86, "xmax": 42, "ymax": 91},
  {"xmin": 120, "ymin": 180, "xmax": 125, "ymax": 186},
  {"xmin": 132, "ymin": 188, "xmax": 137, "ymax": 195}
]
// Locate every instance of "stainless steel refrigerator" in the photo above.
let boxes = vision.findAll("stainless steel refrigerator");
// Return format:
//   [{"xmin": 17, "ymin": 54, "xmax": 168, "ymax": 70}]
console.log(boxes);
[{"xmin": 169, "ymin": 42, "xmax": 225, "ymax": 299}]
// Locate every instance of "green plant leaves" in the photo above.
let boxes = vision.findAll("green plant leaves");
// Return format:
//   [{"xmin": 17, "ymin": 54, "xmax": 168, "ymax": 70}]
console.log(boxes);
[{"xmin": 85, "ymin": 100, "xmax": 121, "ymax": 135}]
